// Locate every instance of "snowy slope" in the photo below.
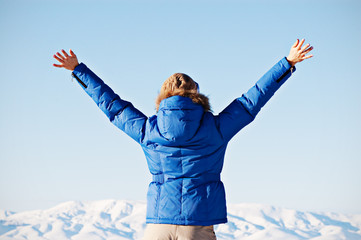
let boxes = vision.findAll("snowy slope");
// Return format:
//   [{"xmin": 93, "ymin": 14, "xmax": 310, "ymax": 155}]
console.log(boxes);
[{"xmin": 1, "ymin": 200, "xmax": 361, "ymax": 240}]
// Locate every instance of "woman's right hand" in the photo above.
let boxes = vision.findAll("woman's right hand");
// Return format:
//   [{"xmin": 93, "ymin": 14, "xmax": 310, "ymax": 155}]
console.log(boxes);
[
  {"xmin": 53, "ymin": 49, "xmax": 79, "ymax": 71},
  {"xmin": 286, "ymin": 39, "xmax": 313, "ymax": 67}
]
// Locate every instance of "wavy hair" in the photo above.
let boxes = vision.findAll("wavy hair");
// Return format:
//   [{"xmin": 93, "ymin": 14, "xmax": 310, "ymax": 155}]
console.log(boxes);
[{"xmin": 155, "ymin": 73, "xmax": 211, "ymax": 112}]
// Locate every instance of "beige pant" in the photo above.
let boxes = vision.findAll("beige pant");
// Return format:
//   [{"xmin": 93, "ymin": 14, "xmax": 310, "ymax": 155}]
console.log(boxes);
[{"xmin": 143, "ymin": 224, "xmax": 217, "ymax": 240}]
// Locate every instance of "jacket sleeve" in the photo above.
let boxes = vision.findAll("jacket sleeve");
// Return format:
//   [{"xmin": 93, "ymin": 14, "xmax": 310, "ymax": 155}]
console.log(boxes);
[
  {"xmin": 216, "ymin": 57, "xmax": 295, "ymax": 142},
  {"xmin": 72, "ymin": 63, "xmax": 147, "ymax": 144}
]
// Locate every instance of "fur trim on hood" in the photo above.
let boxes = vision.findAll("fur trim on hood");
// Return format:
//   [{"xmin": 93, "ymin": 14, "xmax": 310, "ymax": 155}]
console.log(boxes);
[{"xmin": 155, "ymin": 73, "xmax": 211, "ymax": 112}]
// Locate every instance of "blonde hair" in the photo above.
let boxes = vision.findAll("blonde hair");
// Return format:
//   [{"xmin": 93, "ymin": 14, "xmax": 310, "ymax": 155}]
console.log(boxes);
[{"xmin": 155, "ymin": 73, "xmax": 211, "ymax": 112}]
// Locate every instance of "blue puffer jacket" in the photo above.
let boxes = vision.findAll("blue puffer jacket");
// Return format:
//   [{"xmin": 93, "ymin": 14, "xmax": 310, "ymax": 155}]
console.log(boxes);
[{"xmin": 72, "ymin": 57, "xmax": 295, "ymax": 226}]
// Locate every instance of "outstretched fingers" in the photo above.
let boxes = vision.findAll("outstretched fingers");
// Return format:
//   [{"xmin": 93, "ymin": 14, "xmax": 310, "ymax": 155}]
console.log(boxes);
[
  {"xmin": 53, "ymin": 54, "xmax": 64, "ymax": 63},
  {"xmin": 53, "ymin": 63, "xmax": 63, "ymax": 68},
  {"xmin": 61, "ymin": 49, "xmax": 69, "ymax": 58},
  {"xmin": 302, "ymin": 54, "xmax": 313, "ymax": 60},
  {"xmin": 297, "ymin": 39, "xmax": 305, "ymax": 50},
  {"xmin": 56, "ymin": 52, "xmax": 65, "ymax": 60},
  {"xmin": 303, "ymin": 45, "xmax": 313, "ymax": 53},
  {"xmin": 69, "ymin": 49, "xmax": 76, "ymax": 57},
  {"xmin": 287, "ymin": 38, "xmax": 314, "ymax": 66},
  {"xmin": 300, "ymin": 43, "xmax": 310, "ymax": 52},
  {"xmin": 301, "ymin": 43, "xmax": 314, "ymax": 60},
  {"xmin": 292, "ymin": 39, "xmax": 299, "ymax": 48},
  {"xmin": 52, "ymin": 49, "xmax": 79, "ymax": 70}
]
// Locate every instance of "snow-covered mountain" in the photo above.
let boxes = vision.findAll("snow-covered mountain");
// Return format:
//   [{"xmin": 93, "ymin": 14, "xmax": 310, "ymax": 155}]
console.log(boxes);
[{"xmin": 1, "ymin": 200, "xmax": 360, "ymax": 240}]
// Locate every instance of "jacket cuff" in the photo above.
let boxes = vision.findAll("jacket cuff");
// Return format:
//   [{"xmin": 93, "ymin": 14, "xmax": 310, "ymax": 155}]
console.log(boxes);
[
  {"xmin": 281, "ymin": 57, "xmax": 296, "ymax": 74},
  {"xmin": 72, "ymin": 62, "xmax": 87, "ymax": 73},
  {"xmin": 274, "ymin": 57, "xmax": 296, "ymax": 83}
]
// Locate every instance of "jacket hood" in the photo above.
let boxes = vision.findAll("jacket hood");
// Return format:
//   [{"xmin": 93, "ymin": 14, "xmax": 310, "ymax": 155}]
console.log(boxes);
[{"xmin": 157, "ymin": 96, "xmax": 204, "ymax": 143}]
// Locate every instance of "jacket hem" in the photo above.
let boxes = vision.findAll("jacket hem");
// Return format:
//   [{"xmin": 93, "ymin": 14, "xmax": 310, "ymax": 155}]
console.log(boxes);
[{"xmin": 145, "ymin": 217, "xmax": 227, "ymax": 226}]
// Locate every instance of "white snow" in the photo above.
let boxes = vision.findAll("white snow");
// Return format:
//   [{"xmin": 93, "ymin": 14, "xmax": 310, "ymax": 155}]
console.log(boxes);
[{"xmin": 1, "ymin": 200, "xmax": 360, "ymax": 240}]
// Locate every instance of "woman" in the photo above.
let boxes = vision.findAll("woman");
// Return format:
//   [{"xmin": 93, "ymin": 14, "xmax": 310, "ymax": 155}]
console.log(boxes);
[{"xmin": 53, "ymin": 39, "xmax": 313, "ymax": 240}]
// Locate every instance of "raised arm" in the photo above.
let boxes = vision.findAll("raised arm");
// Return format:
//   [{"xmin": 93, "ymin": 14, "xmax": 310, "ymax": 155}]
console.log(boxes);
[
  {"xmin": 53, "ymin": 50, "xmax": 147, "ymax": 143},
  {"xmin": 216, "ymin": 39, "xmax": 313, "ymax": 141}
]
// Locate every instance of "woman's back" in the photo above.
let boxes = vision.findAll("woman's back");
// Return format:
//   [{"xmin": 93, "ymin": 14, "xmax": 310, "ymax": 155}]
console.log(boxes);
[{"xmin": 142, "ymin": 95, "xmax": 228, "ymax": 225}]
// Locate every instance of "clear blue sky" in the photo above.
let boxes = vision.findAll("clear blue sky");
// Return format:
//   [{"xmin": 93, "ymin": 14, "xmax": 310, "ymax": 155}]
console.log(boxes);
[{"xmin": 1, "ymin": 0, "xmax": 360, "ymax": 214}]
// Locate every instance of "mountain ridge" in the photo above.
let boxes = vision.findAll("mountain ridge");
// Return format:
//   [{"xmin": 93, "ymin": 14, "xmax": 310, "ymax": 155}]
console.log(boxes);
[{"xmin": 1, "ymin": 200, "xmax": 360, "ymax": 240}]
